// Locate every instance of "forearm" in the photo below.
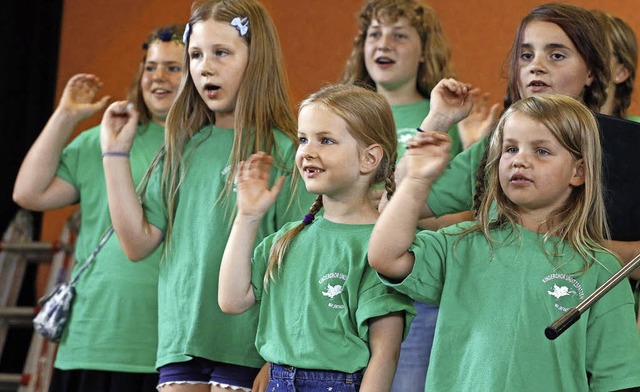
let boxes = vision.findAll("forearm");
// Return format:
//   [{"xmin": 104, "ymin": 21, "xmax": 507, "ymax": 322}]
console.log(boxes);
[
  {"xmin": 13, "ymin": 109, "xmax": 80, "ymax": 209},
  {"xmin": 418, "ymin": 210, "xmax": 474, "ymax": 230},
  {"xmin": 103, "ymin": 157, "xmax": 161, "ymax": 260},
  {"xmin": 418, "ymin": 110, "xmax": 458, "ymax": 133},
  {"xmin": 369, "ymin": 178, "xmax": 431, "ymax": 277},
  {"xmin": 360, "ymin": 313, "xmax": 404, "ymax": 392},
  {"xmin": 219, "ymin": 214, "xmax": 259, "ymax": 314}
]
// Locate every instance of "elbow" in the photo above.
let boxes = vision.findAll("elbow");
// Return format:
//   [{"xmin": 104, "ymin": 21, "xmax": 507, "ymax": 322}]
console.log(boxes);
[
  {"xmin": 12, "ymin": 189, "xmax": 39, "ymax": 211},
  {"xmin": 120, "ymin": 243, "xmax": 149, "ymax": 262},
  {"xmin": 218, "ymin": 299, "xmax": 246, "ymax": 315}
]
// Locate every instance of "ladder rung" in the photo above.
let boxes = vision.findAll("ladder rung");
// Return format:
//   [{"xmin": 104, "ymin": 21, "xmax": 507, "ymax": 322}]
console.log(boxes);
[
  {"xmin": 0, "ymin": 372, "xmax": 23, "ymax": 385},
  {"xmin": 0, "ymin": 241, "xmax": 71, "ymax": 253},
  {"xmin": 0, "ymin": 307, "xmax": 35, "ymax": 326}
]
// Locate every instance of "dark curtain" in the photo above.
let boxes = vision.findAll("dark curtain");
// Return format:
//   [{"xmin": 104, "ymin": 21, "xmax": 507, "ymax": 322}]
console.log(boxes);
[{"xmin": 0, "ymin": 0, "xmax": 63, "ymax": 373}]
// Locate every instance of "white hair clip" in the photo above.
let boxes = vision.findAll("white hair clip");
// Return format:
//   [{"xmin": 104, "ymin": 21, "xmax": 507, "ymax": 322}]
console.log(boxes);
[
  {"xmin": 231, "ymin": 17, "xmax": 249, "ymax": 36},
  {"xmin": 183, "ymin": 23, "xmax": 190, "ymax": 44}
]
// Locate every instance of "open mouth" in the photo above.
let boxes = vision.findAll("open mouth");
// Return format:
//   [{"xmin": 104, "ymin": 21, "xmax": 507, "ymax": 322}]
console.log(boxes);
[
  {"xmin": 205, "ymin": 83, "xmax": 220, "ymax": 92},
  {"xmin": 375, "ymin": 57, "xmax": 395, "ymax": 65},
  {"xmin": 152, "ymin": 88, "xmax": 171, "ymax": 95},
  {"xmin": 528, "ymin": 80, "xmax": 549, "ymax": 87},
  {"xmin": 304, "ymin": 166, "xmax": 325, "ymax": 174},
  {"xmin": 510, "ymin": 173, "xmax": 532, "ymax": 183}
]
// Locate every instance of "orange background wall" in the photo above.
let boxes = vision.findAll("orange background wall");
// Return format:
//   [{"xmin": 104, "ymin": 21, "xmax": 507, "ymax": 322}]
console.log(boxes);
[{"xmin": 43, "ymin": 0, "xmax": 640, "ymax": 243}]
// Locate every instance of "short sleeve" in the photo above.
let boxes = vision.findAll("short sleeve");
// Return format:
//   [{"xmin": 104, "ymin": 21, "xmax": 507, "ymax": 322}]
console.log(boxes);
[
  {"xmin": 355, "ymin": 265, "xmax": 416, "ymax": 342},
  {"xmin": 378, "ymin": 229, "xmax": 449, "ymax": 305}
]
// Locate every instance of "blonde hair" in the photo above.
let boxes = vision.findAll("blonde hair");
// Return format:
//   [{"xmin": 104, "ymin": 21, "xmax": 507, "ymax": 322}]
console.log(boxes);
[
  {"xmin": 473, "ymin": 94, "xmax": 611, "ymax": 273},
  {"xmin": 145, "ymin": 0, "xmax": 297, "ymax": 246},
  {"xmin": 264, "ymin": 84, "xmax": 398, "ymax": 287},
  {"xmin": 341, "ymin": 0, "xmax": 454, "ymax": 98},
  {"xmin": 592, "ymin": 9, "xmax": 638, "ymax": 118}
]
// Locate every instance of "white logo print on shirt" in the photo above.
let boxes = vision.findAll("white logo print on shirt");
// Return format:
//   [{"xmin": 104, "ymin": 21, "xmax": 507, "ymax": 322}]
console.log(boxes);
[
  {"xmin": 318, "ymin": 272, "xmax": 347, "ymax": 309},
  {"xmin": 322, "ymin": 284, "xmax": 343, "ymax": 299},
  {"xmin": 542, "ymin": 273, "xmax": 585, "ymax": 312}
]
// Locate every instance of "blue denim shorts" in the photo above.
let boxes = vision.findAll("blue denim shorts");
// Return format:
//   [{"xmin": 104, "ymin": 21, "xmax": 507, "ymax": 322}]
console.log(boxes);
[
  {"xmin": 267, "ymin": 363, "xmax": 362, "ymax": 391},
  {"xmin": 157, "ymin": 356, "xmax": 261, "ymax": 391}
]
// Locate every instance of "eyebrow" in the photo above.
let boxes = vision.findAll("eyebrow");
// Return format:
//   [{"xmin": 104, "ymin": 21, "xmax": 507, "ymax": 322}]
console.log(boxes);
[
  {"xmin": 520, "ymin": 42, "xmax": 572, "ymax": 51},
  {"xmin": 504, "ymin": 137, "xmax": 555, "ymax": 145}
]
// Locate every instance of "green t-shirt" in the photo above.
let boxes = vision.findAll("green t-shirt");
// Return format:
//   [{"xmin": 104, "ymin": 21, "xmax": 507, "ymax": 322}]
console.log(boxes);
[
  {"xmin": 626, "ymin": 114, "xmax": 640, "ymax": 123},
  {"xmin": 250, "ymin": 217, "xmax": 415, "ymax": 373},
  {"xmin": 54, "ymin": 122, "xmax": 164, "ymax": 372},
  {"xmin": 143, "ymin": 125, "xmax": 315, "ymax": 369},
  {"xmin": 392, "ymin": 99, "xmax": 463, "ymax": 158},
  {"xmin": 380, "ymin": 222, "xmax": 640, "ymax": 391},
  {"xmin": 426, "ymin": 136, "xmax": 488, "ymax": 216}
]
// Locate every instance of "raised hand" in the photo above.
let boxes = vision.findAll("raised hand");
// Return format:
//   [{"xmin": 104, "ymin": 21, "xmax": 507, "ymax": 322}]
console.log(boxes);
[
  {"xmin": 58, "ymin": 73, "xmax": 111, "ymax": 122},
  {"xmin": 236, "ymin": 152, "xmax": 285, "ymax": 219},
  {"xmin": 422, "ymin": 78, "xmax": 477, "ymax": 132},
  {"xmin": 100, "ymin": 101, "xmax": 139, "ymax": 154},
  {"xmin": 404, "ymin": 131, "xmax": 451, "ymax": 183},
  {"xmin": 457, "ymin": 89, "xmax": 501, "ymax": 149}
]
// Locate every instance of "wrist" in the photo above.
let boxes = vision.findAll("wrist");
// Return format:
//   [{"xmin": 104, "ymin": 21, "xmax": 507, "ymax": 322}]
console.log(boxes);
[{"xmin": 420, "ymin": 111, "xmax": 455, "ymax": 133}]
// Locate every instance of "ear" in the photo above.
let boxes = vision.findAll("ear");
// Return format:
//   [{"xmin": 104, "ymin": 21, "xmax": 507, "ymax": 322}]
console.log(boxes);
[
  {"xmin": 613, "ymin": 64, "xmax": 631, "ymax": 84},
  {"xmin": 584, "ymin": 70, "xmax": 594, "ymax": 87},
  {"xmin": 569, "ymin": 158, "xmax": 585, "ymax": 187},
  {"xmin": 360, "ymin": 144, "xmax": 383, "ymax": 175}
]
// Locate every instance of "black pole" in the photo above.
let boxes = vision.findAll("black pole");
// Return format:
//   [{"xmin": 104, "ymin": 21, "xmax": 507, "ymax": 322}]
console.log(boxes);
[{"xmin": 545, "ymin": 252, "xmax": 640, "ymax": 340}]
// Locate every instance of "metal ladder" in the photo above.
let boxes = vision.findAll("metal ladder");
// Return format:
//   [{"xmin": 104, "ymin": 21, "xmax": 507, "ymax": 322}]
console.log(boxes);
[{"xmin": 0, "ymin": 209, "xmax": 78, "ymax": 392}]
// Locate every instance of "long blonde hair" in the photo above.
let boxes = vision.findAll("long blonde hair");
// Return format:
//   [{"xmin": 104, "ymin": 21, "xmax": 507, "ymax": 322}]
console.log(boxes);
[
  {"xmin": 473, "ymin": 94, "xmax": 611, "ymax": 272},
  {"xmin": 146, "ymin": 0, "xmax": 297, "ymax": 246},
  {"xmin": 264, "ymin": 84, "xmax": 398, "ymax": 287},
  {"xmin": 341, "ymin": 0, "xmax": 454, "ymax": 98}
]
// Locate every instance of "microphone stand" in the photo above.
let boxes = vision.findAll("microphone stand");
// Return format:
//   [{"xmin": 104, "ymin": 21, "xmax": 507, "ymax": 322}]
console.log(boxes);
[{"xmin": 545, "ymin": 252, "xmax": 640, "ymax": 340}]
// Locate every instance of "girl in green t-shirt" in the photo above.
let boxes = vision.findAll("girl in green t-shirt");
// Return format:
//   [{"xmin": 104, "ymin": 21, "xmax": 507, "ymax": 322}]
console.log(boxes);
[
  {"xmin": 369, "ymin": 94, "xmax": 640, "ymax": 391},
  {"xmin": 99, "ymin": 1, "xmax": 314, "ymax": 391},
  {"xmin": 13, "ymin": 25, "xmax": 185, "ymax": 391},
  {"xmin": 219, "ymin": 84, "xmax": 415, "ymax": 391}
]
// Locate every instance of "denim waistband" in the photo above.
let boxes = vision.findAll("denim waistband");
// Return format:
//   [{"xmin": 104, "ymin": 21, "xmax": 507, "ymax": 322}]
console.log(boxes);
[{"xmin": 270, "ymin": 364, "xmax": 363, "ymax": 384}]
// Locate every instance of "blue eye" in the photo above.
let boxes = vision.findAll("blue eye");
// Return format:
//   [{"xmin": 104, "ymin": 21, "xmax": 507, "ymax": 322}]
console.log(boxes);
[
  {"xmin": 535, "ymin": 148, "xmax": 550, "ymax": 156},
  {"xmin": 298, "ymin": 137, "xmax": 308, "ymax": 144},
  {"xmin": 321, "ymin": 138, "xmax": 335, "ymax": 145},
  {"xmin": 505, "ymin": 146, "xmax": 518, "ymax": 154}
]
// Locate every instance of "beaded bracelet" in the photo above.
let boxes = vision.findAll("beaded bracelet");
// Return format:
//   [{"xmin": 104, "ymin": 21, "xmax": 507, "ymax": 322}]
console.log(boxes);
[{"xmin": 102, "ymin": 151, "xmax": 130, "ymax": 158}]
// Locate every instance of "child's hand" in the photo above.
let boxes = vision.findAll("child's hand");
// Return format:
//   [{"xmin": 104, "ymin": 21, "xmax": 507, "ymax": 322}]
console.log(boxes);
[
  {"xmin": 58, "ymin": 74, "xmax": 111, "ymax": 122},
  {"xmin": 100, "ymin": 101, "xmax": 139, "ymax": 155},
  {"xmin": 427, "ymin": 78, "xmax": 477, "ymax": 127},
  {"xmin": 405, "ymin": 131, "xmax": 451, "ymax": 182},
  {"xmin": 457, "ymin": 89, "xmax": 501, "ymax": 149},
  {"xmin": 236, "ymin": 152, "xmax": 285, "ymax": 219}
]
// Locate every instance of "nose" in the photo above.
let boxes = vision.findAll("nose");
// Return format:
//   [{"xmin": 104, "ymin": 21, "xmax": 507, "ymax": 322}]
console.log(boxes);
[
  {"xmin": 377, "ymin": 33, "xmax": 392, "ymax": 51},
  {"xmin": 298, "ymin": 143, "xmax": 318, "ymax": 160},
  {"xmin": 152, "ymin": 66, "xmax": 167, "ymax": 81},
  {"xmin": 512, "ymin": 151, "xmax": 530, "ymax": 168},
  {"xmin": 529, "ymin": 56, "xmax": 547, "ymax": 75},
  {"xmin": 200, "ymin": 56, "xmax": 214, "ymax": 77}
]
